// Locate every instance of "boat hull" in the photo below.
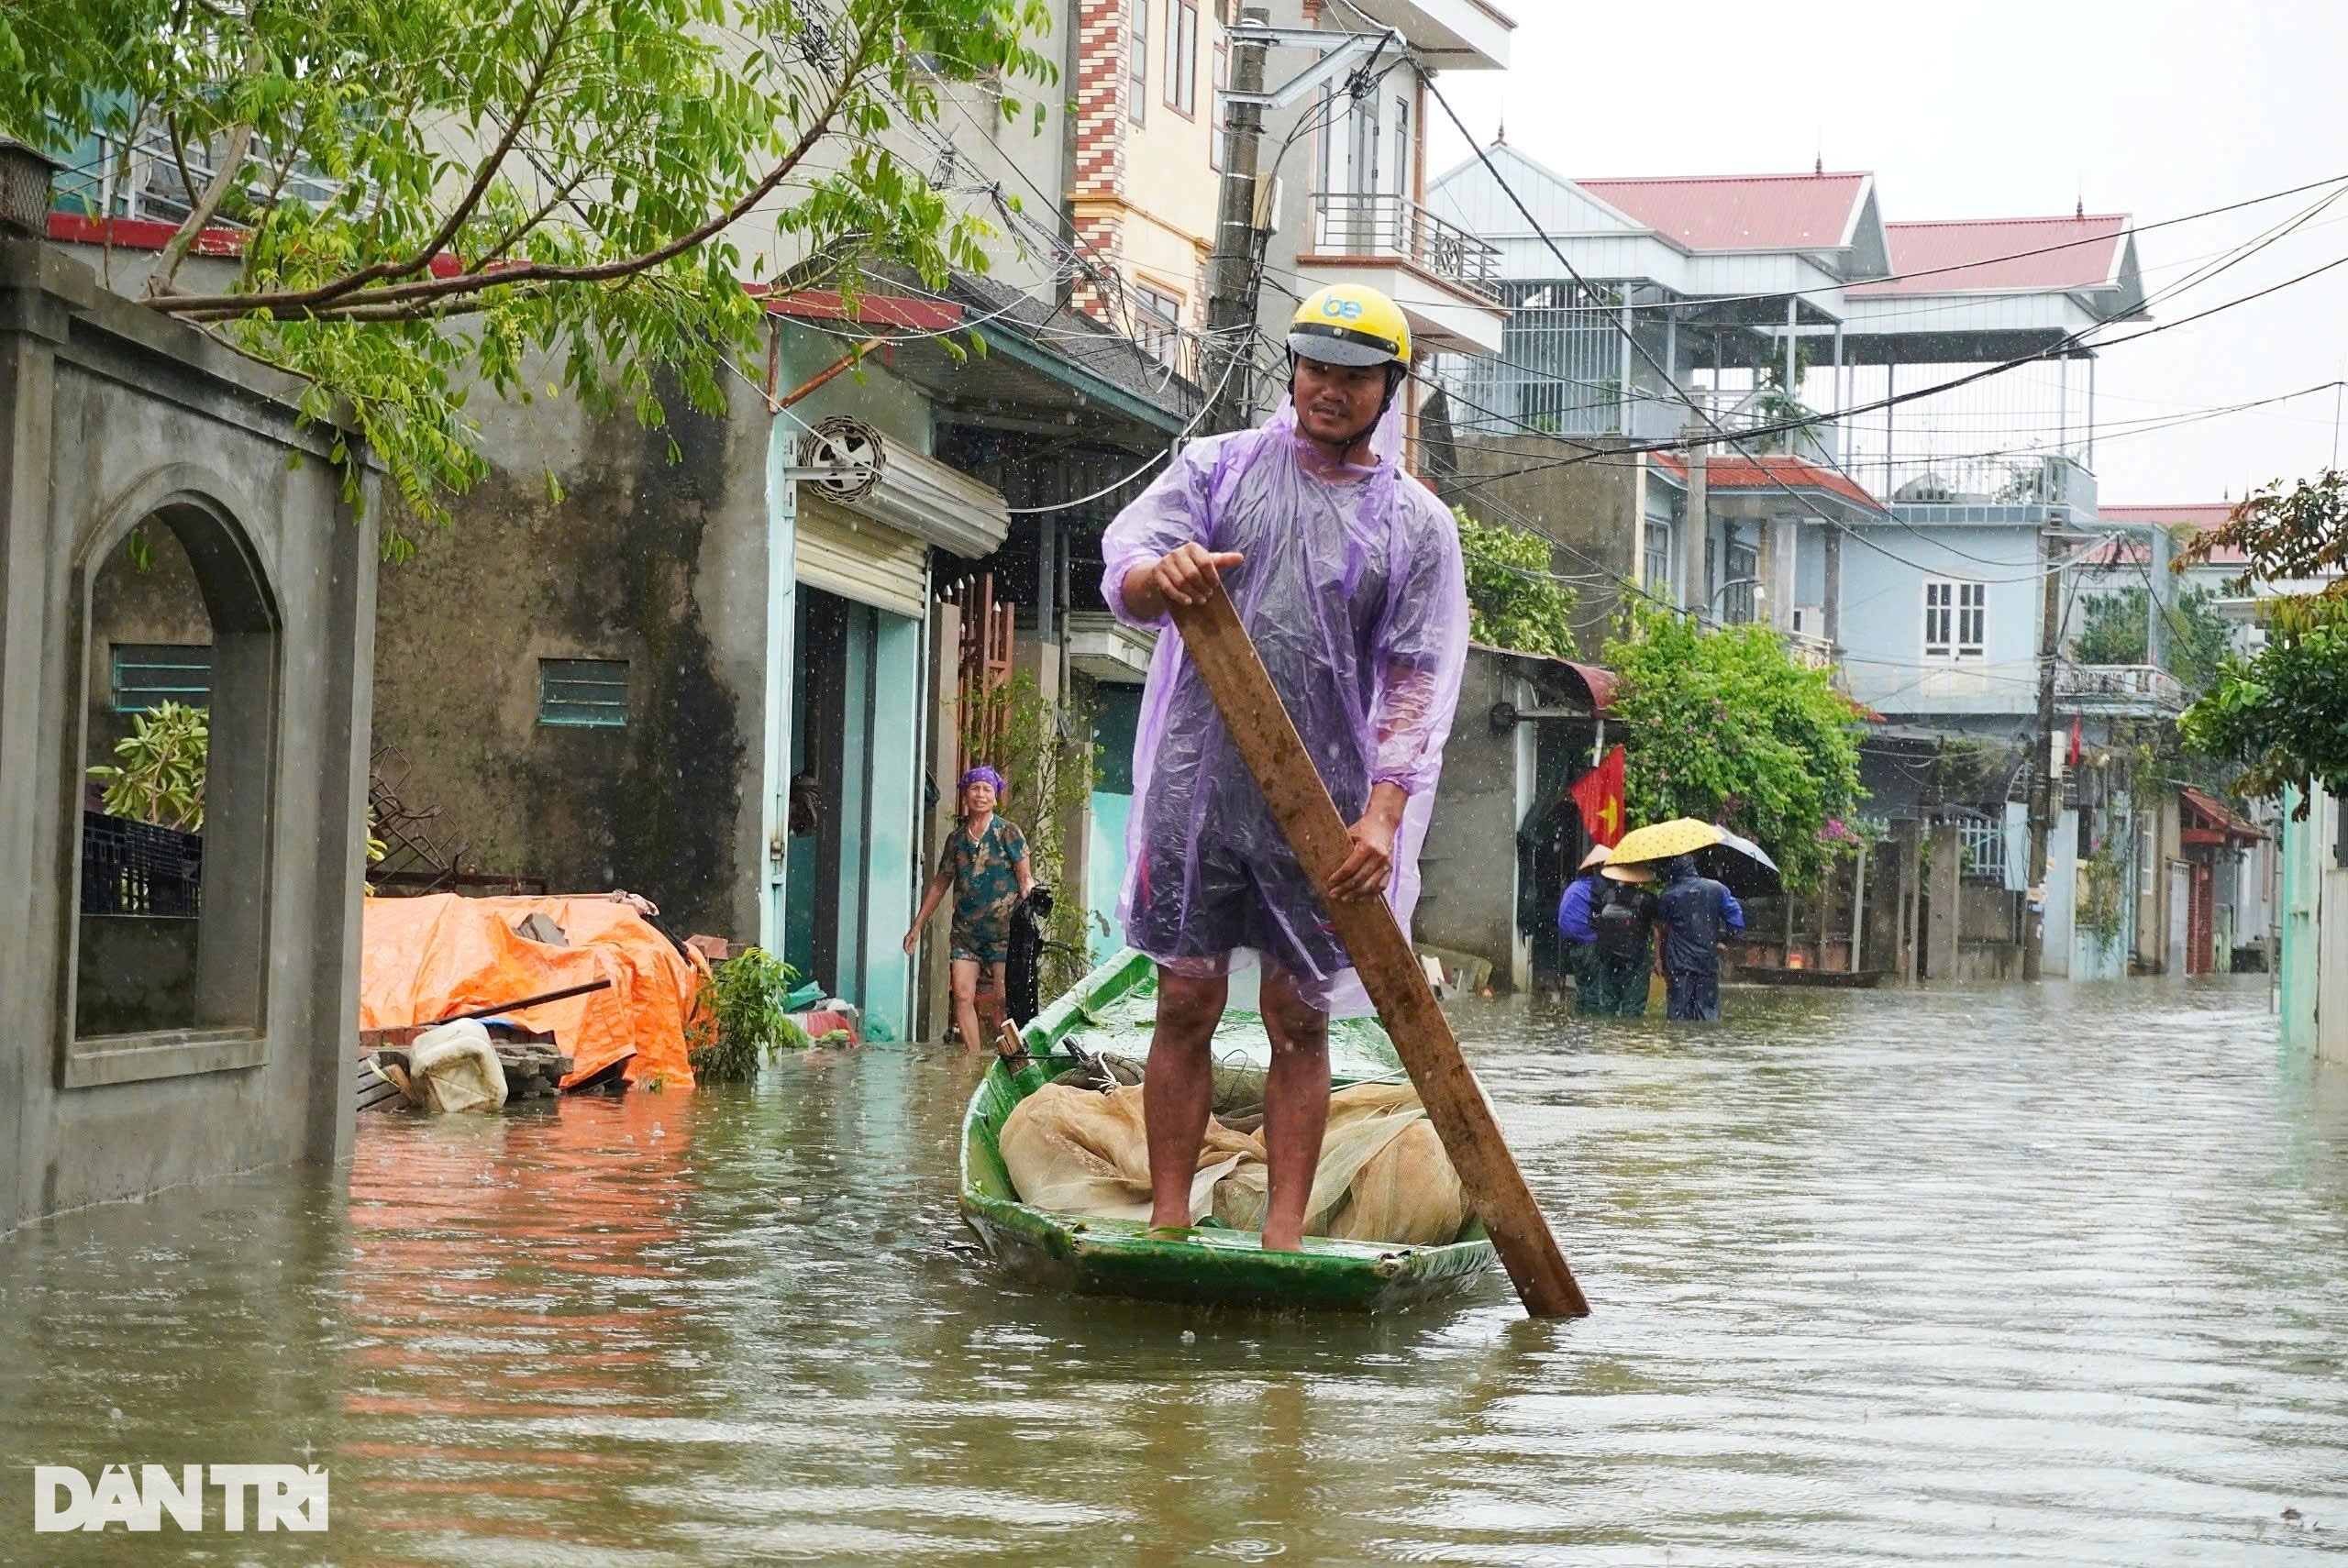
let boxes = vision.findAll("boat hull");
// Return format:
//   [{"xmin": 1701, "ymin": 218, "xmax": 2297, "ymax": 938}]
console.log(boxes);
[{"xmin": 958, "ymin": 948, "xmax": 1499, "ymax": 1313}]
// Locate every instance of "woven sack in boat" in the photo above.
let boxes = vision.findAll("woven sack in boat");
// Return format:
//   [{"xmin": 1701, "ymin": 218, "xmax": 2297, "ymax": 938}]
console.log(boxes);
[
  {"xmin": 1208, "ymin": 1082, "xmax": 1469, "ymax": 1247},
  {"xmin": 1001, "ymin": 1081, "xmax": 1469, "ymax": 1246},
  {"xmin": 1000, "ymin": 1084, "xmax": 1259, "ymax": 1223}
]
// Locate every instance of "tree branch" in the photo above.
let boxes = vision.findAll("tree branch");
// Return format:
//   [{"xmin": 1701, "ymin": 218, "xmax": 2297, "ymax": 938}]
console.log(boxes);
[
  {"xmin": 145, "ymin": 117, "xmax": 256, "ymax": 299},
  {"xmin": 158, "ymin": 61, "xmax": 866, "ymax": 322},
  {"xmin": 242, "ymin": 0, "xmax": 590, "ymax": 315}
]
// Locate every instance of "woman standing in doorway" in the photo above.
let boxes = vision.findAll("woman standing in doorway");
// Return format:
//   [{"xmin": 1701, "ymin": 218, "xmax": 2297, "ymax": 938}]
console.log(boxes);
[{"xmin": 905, "ymin": 767, "xmax": 1034, "ymax": 1048}]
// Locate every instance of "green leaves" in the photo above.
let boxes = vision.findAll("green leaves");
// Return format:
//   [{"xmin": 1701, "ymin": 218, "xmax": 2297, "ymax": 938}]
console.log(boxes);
[
  {"xmin": 2179, "ymin": 623, "xmax": 2348, "ymax": 810},
  {"xmin": 1456, "ymin": 509, "xmax": 1580, "ymax": 660},
  {"xmin": 2177, "ymin": 469, "xmax": 2345, "ymax": 591},
  {"xmin": 1600, "ymin": 603, "xmax": 1865, "ymax": 890},
  {"xmin": 2172, "ymin": 467, "xmax": 2348, "ymax": 811},
  {"xmin": 0, "ymin": 0, "xmax": 1057, "ymax": 557},
  {"xmin": 2071, "ymin": 585, "xmax": 2235, "ymax": 693},
  {"xmin": 689, "ymin": 945, "xmax": 812, "ymax": 1081},
  {"xmin": 88, "ymin": 701, "xmax": 209, "ymax": 832}
]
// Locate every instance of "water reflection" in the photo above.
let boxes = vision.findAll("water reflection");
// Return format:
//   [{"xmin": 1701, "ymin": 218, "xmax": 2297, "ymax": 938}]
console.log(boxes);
[{"xmin": 1, "ymin": 980, "xmax": 2343, "ymax": 1562}]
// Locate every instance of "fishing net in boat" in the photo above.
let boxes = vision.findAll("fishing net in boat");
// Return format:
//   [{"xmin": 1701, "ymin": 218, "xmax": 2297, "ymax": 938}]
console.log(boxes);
[{"xmin": 998, "ymin": 1079, "xmax": 1472, "ymax": 1247}]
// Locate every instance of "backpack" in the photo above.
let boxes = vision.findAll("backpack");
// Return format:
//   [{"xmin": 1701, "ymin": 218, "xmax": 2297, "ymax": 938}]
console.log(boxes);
[{"xmin": 1592, "ymin": 883, "xmax": 1651, "ymax": 958}]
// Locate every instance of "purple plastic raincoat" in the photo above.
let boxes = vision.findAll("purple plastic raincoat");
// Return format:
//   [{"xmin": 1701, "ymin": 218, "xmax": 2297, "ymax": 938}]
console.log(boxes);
[{"xmin": 1100, "ymin": 397, "xmax": 1468, "ymax": 1015}]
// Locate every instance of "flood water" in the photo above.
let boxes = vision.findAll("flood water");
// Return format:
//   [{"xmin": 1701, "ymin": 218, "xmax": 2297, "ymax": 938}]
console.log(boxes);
[{"xmin": 4, "ymin": 978, "xmax": 2346, "ymax": 1563}]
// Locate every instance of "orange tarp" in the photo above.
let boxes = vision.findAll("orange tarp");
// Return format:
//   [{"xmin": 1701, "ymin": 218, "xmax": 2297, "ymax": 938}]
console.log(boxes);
[{"xmin": 360, "ymin": 895, "xmax": 710, "ymax": 1088}]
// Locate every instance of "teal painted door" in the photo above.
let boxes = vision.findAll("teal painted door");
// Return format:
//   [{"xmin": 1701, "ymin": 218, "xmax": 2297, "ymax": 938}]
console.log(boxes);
[{"xmin": 859, "ymin": 611, "xmax": 922, "ymax": 1042}]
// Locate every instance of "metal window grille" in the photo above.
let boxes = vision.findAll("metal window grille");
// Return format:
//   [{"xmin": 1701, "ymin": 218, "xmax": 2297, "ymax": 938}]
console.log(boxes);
[
  {"xmin": 1957, "ymin": 816, "xmax": 2007, "ymax": 884},
  {"xmin": 1441, "ymin": 280, "xmax": 1623, "ymax": 436},
  {"xmin": 537, "ymin": 658, "xmax": 628, "ymax": 728},
  {"xmin": 110, "ymin": 643, "xmax": 212, "ymax": 712},
  {"xmin": 1722, "ymin": 541, "xmax": 1758, "ymax": 625}
]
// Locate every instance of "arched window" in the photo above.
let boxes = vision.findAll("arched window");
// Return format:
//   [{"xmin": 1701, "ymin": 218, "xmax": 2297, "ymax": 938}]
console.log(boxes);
[{"xmin": 68, "ymin": 489, "xmax": 281, "ymax": 1079}]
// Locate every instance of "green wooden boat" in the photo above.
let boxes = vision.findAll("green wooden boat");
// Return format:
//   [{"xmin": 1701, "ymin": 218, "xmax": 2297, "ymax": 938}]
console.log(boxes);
[{"xmin": 958, "ymin": 947, "xmax": 1499, "ymax": 1312}]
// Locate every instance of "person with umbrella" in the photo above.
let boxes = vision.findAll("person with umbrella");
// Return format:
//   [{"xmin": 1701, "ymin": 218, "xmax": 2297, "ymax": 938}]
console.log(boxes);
[
  {"xmin": 1556, "ymin": 845, "xmax": 1611, "ymax": 1014},
  {"xmin": 1587, "ymin": 861, "xmax": 1661, "ymax": 1018},
  {"xmin": 1655, "ymin": 855, "xmax": 1745, "ymax": 1022}
]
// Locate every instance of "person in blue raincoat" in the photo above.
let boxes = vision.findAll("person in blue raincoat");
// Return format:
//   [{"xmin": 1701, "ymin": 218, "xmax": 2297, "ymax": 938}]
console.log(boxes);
[
  {"xmin": 1099, "ymin": 283, "xmax": 1468, "ymax": 1253},
  {"xmin": 1556, "ymin": 845, "xmax": 1611, "ymax": 1014},
  {"xmin": 1655, "ymin": 855, "xmax": 1745, "ymax": 1021}
]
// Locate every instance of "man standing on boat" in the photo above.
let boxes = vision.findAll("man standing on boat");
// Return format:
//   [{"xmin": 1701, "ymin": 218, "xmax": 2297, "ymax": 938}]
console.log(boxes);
[{"xmin": 1100, "ymin": 283, "xmax": 1468, "ymax": 1253}]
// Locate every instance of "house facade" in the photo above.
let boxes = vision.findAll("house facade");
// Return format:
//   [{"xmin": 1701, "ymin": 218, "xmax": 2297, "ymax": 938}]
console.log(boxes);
[{"xmin": 1407, "ymin": 144, "xmax": 2280, "ymax": 987}]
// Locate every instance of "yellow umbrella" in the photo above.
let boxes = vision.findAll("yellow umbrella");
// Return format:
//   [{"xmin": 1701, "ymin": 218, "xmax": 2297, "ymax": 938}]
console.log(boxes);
[{"xmin": 1606, "ymin": 817, "xmax": 1726, "ymax": 866}]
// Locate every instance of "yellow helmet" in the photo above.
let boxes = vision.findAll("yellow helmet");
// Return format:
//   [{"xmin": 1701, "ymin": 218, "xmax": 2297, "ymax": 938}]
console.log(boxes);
[{"xmin": 1288, "ymin": 284, "xmax": 1411, "ymax": 369}]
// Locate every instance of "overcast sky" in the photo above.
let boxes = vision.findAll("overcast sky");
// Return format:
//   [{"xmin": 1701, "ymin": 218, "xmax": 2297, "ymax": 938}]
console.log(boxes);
[{"xmin": 1423, "ymin": 0, "xmax": 2348, "ymax": 506}]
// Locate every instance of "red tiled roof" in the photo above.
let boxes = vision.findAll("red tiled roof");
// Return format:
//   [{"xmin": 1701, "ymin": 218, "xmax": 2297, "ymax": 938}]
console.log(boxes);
[
  {"xmin": 2101, "ymin": 503, "xmax": 2237, "ymax": 527},
  {"xmin": 2180, "ymin": 787, "xmax": 2263, "ymax": 843},
  {"xmin": 50, "ymin": 211, "xmax": 247, "ymax": 256},
  {"xmin": 2086, "ymin": 505, "xmax": 2251, "ymax": 568},
  {"xmin": 1574, "ymin": 171, "xmax": 1870, "ymax": 252},
  {"xmin": 1651, "ymin": 452, "xmax": 1884, "ymax": 513},
  {"xmin": 756, "ymin": 287, "xmax": 962, "ymax": 332},
  {"xmin": 1848, "ymin": 215, "xmax": 2127, "ymax": 296},
  {"xmin": 47, "ymin": 211, "xmax": 468, "ymax": 277}
]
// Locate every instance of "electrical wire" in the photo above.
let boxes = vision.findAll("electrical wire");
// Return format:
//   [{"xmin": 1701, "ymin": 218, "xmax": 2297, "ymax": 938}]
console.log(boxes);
[{"xmin": 1001, "ymin": 333, "xmax": 1258, "ymax": 513}]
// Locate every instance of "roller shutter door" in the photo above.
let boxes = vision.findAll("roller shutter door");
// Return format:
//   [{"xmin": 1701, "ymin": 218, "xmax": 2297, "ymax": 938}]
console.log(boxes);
[{"xmin": 795, "ymin": 497, "xmax": 927, "ymax": 620}]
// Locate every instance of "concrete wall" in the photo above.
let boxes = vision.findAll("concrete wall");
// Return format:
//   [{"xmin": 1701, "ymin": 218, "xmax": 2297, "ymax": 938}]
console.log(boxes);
[
  {"xmin": 370, "ymin": 370, "xmax": 767, "ymax": 938},
  {"xmin": 0, "ymin": 241, "xmax": 374, "ymax": 1231},
  {"xmin": 2278, "ymin": 786, "xmax": 2346, "ymax": 1062},
  {"xmin": 1435, "ymin": 433, "xmax": 1641, "ymax": 659},
  {"xmin": 1414, "ymin": 649, "xmax": 1529, "ymax": 979}
]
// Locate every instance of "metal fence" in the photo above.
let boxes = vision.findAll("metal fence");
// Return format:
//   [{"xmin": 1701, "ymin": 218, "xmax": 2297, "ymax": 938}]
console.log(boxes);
[{"xmin": 1956, "ymin": 815, "xmax": 2009, "ymax": 885}]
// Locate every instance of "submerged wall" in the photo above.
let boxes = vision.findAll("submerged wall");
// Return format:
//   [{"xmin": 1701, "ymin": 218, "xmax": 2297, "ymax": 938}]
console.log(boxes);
[{"xmin": 0, "ymin": 240, "xmax": 375, "ymax": 1231}]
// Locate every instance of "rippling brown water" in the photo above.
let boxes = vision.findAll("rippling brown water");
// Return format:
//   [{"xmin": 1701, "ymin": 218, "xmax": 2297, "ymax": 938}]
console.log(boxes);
[{"xmin": 4, "ymin": 977, "xmax": 2345, "ymax": 1563}]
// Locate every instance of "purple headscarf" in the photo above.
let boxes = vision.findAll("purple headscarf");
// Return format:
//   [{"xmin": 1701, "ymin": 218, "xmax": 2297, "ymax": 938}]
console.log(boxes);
[
  {"xmin": 960, "ymin": 766, "xmax": 1007, "ymax": 795},
  {"xmin": 1098, "ymin": 393, "xmax": 1468, "ymax": 1015}
]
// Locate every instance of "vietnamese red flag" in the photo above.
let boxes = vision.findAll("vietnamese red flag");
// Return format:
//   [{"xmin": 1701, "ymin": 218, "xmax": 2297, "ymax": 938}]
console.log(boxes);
[
  {"xmin": 2068, "ymin": 712, "xmax": 2083, "ymax": 767},
  {"xmin": 1570, "ymin": 745, "xmax": 1627, "ymax": 847}
]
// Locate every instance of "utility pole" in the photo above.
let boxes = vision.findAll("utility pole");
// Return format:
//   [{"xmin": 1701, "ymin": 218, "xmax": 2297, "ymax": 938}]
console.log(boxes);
[
  {"xmin": 2146, "ymin": 521, "xmax": 2174, "ymax": 672},
  {"xmin": 2023, "ymin": 524, "xmax": 2064, "ymax": 981},
  {"xmin": 1201, "ymin": 6, "xmax": 1271, "ymax": 435},
  {"xmin": 1681, "ymin": 430, "xmax": 1709, "ymax": 614}
]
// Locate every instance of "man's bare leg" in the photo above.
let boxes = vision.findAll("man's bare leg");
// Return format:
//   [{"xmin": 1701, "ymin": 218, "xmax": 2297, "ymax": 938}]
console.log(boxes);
[
  {"xmin": 1257, "ymin": 967, "xmax": 1331, "ymax": 1253},
  {"xmin": 1144, "ymin": 969, "xmax": 1227, "ymax": 1231},
  {"xmin": 949, "ymin": 958, "xmax": 984, "ymax": 1052}
]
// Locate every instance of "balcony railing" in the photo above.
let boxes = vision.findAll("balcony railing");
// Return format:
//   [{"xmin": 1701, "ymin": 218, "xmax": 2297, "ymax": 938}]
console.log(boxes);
[
  {"xmin": 1883, "ymin": 453, "xmax": 2096, "ymax": 513},
  {"xmin": 2056, "ymin": 663, "xmax": 2185, "ymax": 713},
  {"xmin": 1783, "ymin": 630, "xmax": 1837, "ymax": 671},
  {"xmin": 1307, "ymin": 191, "xmax": 1501, "ymax": 300}
]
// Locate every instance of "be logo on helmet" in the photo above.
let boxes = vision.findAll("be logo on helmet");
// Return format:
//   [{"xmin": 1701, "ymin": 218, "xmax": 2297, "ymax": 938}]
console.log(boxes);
[{"xmin": 1286, "ymin": 284, "xmax": 1411, "ymax": 370}]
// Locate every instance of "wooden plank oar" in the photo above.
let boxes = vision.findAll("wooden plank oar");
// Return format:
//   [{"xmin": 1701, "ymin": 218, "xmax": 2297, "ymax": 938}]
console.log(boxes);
[{"xmin": 1169, "ymin": 584, "xmax": 1590, "ymax": 1320}]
